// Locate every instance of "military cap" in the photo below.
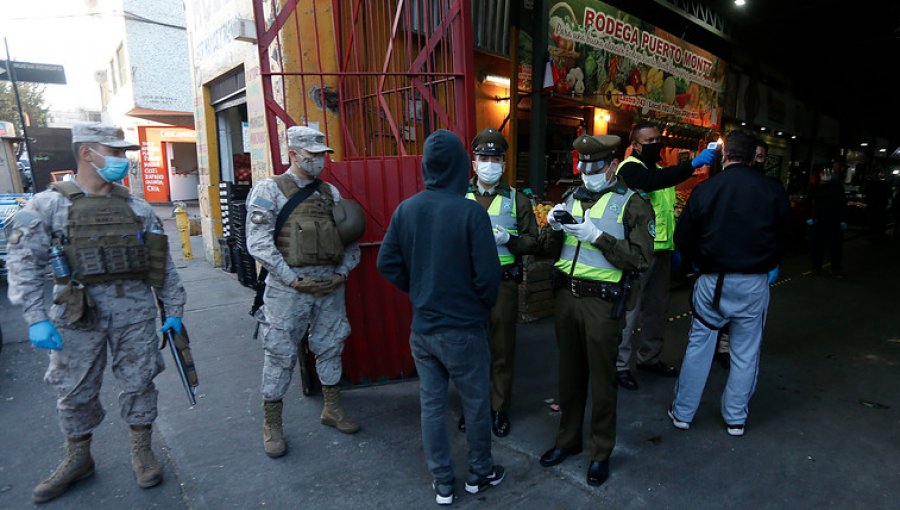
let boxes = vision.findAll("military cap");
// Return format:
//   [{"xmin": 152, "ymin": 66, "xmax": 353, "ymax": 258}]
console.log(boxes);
[
  {"xmin": 71, "ymin": 122, "xmax": 140, "ymax": 150},
  {"xmin": 572, "ymin": 134, "xmax": 621, "ymax": 162},
  {"xmin": 287, "ymin": 125, "xmax": 334, "ymax": 153},
  {"xmin": 472, "ymin": 128, "xmax": 508, "ymax": 156}
]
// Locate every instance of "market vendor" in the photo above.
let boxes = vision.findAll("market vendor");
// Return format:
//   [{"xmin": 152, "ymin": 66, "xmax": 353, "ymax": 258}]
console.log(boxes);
[{"xmin": 614, "ymin": 121, "xmax": 717, "ymax": 391}]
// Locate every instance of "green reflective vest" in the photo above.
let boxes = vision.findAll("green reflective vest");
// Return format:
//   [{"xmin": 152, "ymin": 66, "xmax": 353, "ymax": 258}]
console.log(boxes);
[
  {"xmin": 466, "ymin": 188, "xmax": 519, "ymax": 266},
  {"xmin": 617, "ymin": 156, "xmax": 675, "ymax": 251},
  {"xmin": 554, "ymin": 189, "xmax": 634, "ymax": 283}
]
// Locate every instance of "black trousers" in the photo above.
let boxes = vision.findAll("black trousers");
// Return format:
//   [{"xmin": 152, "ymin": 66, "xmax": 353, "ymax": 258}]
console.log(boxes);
[{"xmin": 811, "ymin": 221, "xmax": 843, "ymax": 272}]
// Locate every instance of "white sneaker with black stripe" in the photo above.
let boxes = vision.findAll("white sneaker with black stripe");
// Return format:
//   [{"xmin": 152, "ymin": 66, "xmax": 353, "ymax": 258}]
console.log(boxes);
[
  {"xmin": 464, "ymin": 465, "xmax": 505, "ymax": 494},
  {"xmin": 726, "ymin": 423, "xmax": 745, "ymax": 437},
  {"xmin": 668, "ymin": 407, "xmax": 690, "ymax": 430}
]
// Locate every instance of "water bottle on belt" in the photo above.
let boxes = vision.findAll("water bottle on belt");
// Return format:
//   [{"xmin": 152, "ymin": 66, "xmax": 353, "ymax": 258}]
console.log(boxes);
[{"xmin": 49, "ymin": 243, "xmax": 72, "ymax": 279}]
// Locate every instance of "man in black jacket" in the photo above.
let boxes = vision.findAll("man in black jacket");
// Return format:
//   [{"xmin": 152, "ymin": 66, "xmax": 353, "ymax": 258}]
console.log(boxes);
[
  {"xmin": 807, "ymin": 165, "xmax": 847, "ymax": 275},
  {"xmin": 668, "ymin": 130, "xmax": 790, "ymax": 437},
  {"xmin": 377, "ymin": 130, "xmax": 505, "ymax": 505}
]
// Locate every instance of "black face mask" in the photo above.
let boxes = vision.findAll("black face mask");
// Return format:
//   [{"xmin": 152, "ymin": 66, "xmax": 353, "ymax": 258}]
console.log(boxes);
[{"xmin": 637, "ymin": 142, "xmax": 662, "ymax": 165}]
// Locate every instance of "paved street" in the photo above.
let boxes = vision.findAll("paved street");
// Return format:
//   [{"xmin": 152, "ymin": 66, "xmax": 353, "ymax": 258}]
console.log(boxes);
[{"xmin": 1, "ymin": 214, "xmax": 898, "ymax": 509}]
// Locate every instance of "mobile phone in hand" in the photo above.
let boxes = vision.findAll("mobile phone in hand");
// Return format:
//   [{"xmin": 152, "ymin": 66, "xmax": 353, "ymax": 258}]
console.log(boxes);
[{"xmin": 553, "ymin": 209, "xmax": 578, "ymax": 225}]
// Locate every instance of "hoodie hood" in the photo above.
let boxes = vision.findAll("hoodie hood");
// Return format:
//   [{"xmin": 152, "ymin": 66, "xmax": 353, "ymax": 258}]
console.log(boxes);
[{"xmin": 422, "ymin": 130, "xmax": 469, "ymax": 195}]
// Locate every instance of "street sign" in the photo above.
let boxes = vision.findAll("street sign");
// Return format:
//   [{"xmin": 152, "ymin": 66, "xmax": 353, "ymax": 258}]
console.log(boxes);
[{"xmin": 0, "ymin": 60, "xmax": 66, "ymax": 84}]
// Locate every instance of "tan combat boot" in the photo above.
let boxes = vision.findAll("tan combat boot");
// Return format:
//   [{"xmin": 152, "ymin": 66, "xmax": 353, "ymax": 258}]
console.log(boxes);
[
  {"xmin": 320, "ymin": 385, "xmax": 360, "ymax": 434},
  {"xmin": 263, "ymin": 400, "xmax": 287, "ymax": 458},
  {"xmin": 130, "ymin": 425, "xmax": 163, "ymax": 488},
  {"xmin": 32, "ymin": 435, "xmax": 95, "ymax": 504}
]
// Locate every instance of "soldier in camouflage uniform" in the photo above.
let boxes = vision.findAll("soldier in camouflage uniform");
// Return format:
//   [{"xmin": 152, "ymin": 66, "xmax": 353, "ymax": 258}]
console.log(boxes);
[
  {"xmin": 5, "ymin": 122, "xmax": 186, "ymax": 503},
  {"xmin": 247, "ymin": 126, "xmax": 361, "ymax": 458}
]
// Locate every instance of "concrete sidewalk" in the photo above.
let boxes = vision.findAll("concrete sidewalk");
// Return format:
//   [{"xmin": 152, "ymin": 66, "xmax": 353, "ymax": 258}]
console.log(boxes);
[{"xmin": 1, "ymin": 219, "xmax": 898, "ymax": 509}]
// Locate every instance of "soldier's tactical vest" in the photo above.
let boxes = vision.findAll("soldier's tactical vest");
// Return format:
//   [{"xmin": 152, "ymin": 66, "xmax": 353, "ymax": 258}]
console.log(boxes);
[
  {"xmin": 51, "ymin": 181, "xmax": 150, "ymax": 284},
  {"xmin": 554, "ymin": 189, "xmax": 635, "ymax": 283},
  {"xmin": 617, "ymin": 156, "xmax": 675, "ymax": 251},
  {"xmin": 274, "ymin": 173, "xmax": 344, "ymax": 267},
  {"xmin": 466, "ymin": 188, "xmax": 519, "ymax": 266}
]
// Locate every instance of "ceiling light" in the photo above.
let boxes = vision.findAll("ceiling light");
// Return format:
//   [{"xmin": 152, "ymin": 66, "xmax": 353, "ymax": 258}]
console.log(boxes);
[
  {"xmin": 879, "ymin": 148, "xmax": 887, "ymax": 152},
  {"xmin": 860, "ymin": 142, "xmax": 868, "ymax": 147},
  {"xmin": 482, "ymin": 74, "xmax": 510, "ymax": 88},
  {"xmin": 791, "ymin": 135, "xmax": 797, "ymax": 139},
  {"xmin": 734, "ymin": 0, "xmax": 746, "ymax": 6},
  {"xmin": 740, "ymin": 122, "xmax": 746, "ymax": 126},
  {"xmin": 777, "ymin": 131, "xmax": 783, "ymax": 136},
  {"xmin": 893, "ymin": 169, "xmax": 900, "ymax": 175},
  {"xmin": 760, "ymin": 127, "xmax": 766, "ymax": 131}
]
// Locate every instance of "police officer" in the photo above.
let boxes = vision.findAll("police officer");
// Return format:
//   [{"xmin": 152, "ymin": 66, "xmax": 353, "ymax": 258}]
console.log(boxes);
[
  {"xmin": 6, "ymin": 122, "xmax": 187, "ymax": 503},
  {"xmin": 247, "ymin": 125, "xmax": 361, "ymax": 458},
  {"xmin": 538, "ymin": 134, "xmax": 654, "ymax": 487},
  {"xmin": 615, "ymin": 122, "xmax": 717, "ymax": 390},
  {"xmin": 461, "ymin": 128, "xmax": 539, "ymax": 437}
]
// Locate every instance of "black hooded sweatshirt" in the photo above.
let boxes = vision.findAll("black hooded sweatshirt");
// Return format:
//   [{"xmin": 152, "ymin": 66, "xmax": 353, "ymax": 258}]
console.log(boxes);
[{"xmin": 377, "ymin": 130, "xmax": 500, "ymax": 334}]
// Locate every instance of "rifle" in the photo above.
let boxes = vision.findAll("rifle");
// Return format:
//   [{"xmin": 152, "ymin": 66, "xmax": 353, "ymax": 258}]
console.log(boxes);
[{"xmin": 157, "ymin": 295, "xmax": 198, "ymax": 405}]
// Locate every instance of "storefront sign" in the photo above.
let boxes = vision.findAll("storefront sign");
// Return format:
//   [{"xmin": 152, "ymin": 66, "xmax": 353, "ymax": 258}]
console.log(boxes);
[
  {"xmin": 138, "ymin": 126, "xmax": 171, "ymax": 203},
  {"xmin": 518, "ymin": 0, "xmax": 726, "ymax": 127}
]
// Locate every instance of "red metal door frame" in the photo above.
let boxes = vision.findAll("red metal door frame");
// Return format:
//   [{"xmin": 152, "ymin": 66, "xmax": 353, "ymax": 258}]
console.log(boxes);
[{"xmin": 252, "ymin": 0, "xmax": 476, "ymax": 383}]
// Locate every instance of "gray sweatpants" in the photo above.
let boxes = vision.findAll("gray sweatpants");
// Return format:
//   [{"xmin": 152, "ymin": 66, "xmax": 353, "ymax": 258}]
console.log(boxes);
[{"xmin": 671, "ymin": 273, "xmax": 769, "ymax": 425}]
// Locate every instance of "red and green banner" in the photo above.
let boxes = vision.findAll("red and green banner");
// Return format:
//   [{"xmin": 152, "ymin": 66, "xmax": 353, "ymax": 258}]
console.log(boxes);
[{"xmin": 518, "ymin": 0, "xmax": 726, "ymax": 128}]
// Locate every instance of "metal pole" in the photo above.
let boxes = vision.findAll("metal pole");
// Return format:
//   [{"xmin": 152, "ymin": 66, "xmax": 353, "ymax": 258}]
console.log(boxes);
[
  {"xmin": 528, "ymin": 0, "xmax": 549, "ymax": 198},
  {"xmin": 3, "ymin": 37, "xmax": 34, "ymax": 172}
]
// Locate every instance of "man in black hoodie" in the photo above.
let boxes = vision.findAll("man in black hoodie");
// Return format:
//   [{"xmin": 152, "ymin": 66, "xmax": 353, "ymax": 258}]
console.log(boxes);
[{"xmin": 377, "ymin": 130, "xmax": 504, "ymax": 505}]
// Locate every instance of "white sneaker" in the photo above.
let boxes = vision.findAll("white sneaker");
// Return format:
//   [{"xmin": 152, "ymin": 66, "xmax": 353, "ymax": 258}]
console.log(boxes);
[
  {"xmin": 726, "ymin": 424, "xmax": 745, "ymax": 437},
  {"xmin": 667, "ymin": 407, "xmax": 690, "ymax": 430},
  {"xmin": 432, "ymin": 480, "xmax": 455, "ymax": 505}
]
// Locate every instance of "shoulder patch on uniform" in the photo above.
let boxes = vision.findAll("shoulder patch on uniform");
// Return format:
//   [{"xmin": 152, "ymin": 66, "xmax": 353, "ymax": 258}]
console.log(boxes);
[
  {"xmin": 648, "ymin": 220, "xmax": 656, "ymax": 238},
  {"xmin": 250, "ymin": 210, "xmax": 270, "ymax": 224},
  {"xmin": 9, "ymin": 209, "xmax": 40, "ymax": 228},
  {"xmin": 252, "ymin": 196, "xmax": 275, "ymax": 210}
]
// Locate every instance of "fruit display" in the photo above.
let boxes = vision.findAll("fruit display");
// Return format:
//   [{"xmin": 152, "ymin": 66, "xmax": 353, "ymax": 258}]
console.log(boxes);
[
  {"xmin": 533, "ymin": 202, "xmax": 553, "ymax": 228},
  {"xmin": 674, "ymin": 189, "xmax": 689, "ymax": 218}
]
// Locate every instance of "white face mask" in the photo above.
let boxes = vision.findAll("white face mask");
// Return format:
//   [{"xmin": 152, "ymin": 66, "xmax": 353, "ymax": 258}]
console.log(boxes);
[
  {"xmin": 475, "ymin": 161, "xmax": 504, "ymax": 185},
  {"xmin": 582, "ymin": 171, "xmax": 613, "ymax": 192},
  {"xmin": 297, "ymin": 153, "xmax": 326, "ymax": 177}
]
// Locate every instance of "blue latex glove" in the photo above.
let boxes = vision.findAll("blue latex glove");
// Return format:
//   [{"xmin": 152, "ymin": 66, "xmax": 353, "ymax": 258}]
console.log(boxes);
[
  {"xmin": 29, "ymin": 321, "xmax": 63, "ymax": 351},
  {"xmin": 160, "ymin": 317, "xmax": 183, "ymax": 335},
  {"xmin": 691, "ymin": 148, "xmax": 717, "ymax": 168},
  {"xmin": 767, "ymin": 266, "xmax": 780, "ymax": 285},
  {"xmin": 840, "ymin": 222, "xmax": 848, "ymax": 231},
  {"xmin": 806, "ymin": 218, "xmax": 814, "ymax": 226}
]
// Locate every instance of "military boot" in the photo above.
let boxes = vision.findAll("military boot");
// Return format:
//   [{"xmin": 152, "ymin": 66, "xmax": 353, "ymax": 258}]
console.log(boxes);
[
  {"xmin": 130, "ymin": 425, "xmax": 163, "ymax": 488},
  {"xmin": 32, "ymin": 435, "xmax": 95, "ymax": 504},
  {"xmin": 320, "ymin": 385, "xmax": 360, "ymax": 434},
  {"xmin": 263, "ymin": 400, "xmax": 287, "ymax": 458}
]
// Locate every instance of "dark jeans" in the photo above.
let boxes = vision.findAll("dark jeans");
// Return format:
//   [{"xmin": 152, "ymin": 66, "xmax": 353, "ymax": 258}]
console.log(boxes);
[
  {"xmin": 811, "ymin": 221, "xmax": 843, "ymax": 272},
  {"xmin": 410, "ymin": 326, "xmax": 493, "ymax": 483}
]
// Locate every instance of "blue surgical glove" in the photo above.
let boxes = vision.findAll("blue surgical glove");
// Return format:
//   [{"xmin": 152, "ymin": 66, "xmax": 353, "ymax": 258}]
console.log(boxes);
[
  {"xmin": 691, "ymin": 148, "xmax": 717, "ymax": 168},
  {"xmin": 840, "ymin": 222, "xmax": 848, "ymax": 231},
  {"xmin": 806, "ymin": 218, "xmax": 814, "ymax": 226},
  {"xmin": 767, "ymin": 266, "xmax": 780, "ymax": 285},
  {"xmin": 29, "ymin": 321, "xmax": 63, "ymax": 351},
  {"xmin": 160, "ymin": 317, "xmax": 183, "ymax": 335}
]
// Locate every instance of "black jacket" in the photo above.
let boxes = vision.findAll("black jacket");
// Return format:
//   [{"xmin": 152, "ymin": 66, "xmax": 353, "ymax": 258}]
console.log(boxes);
[
  {"xmin": 675, "ymin": 164, "xmax": 790, "ymax": 274},
  {"xmin": 808, "ymin": 181, "xmax": 846, "ymax": 223},
  {"xmin": 617, "ymin": 155, "xmax": 694, "ymax": 192},
  {"xmin": 377, "ymin": 130, "xmax": 500, "ymax": 334}
]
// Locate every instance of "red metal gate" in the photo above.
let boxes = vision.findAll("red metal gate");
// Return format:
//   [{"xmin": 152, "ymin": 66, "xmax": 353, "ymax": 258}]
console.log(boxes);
[{"xmin": 253, "ymin": 0, "xmax": 476, "ymax": 383}]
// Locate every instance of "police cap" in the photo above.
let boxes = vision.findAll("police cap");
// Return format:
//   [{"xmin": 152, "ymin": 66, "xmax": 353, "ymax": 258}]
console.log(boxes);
[
  {"xmin": 471, "ymin": 128, "xmax": 508, "ymax": 156},
  {"xmin": 572, "ymin": 134, "xmax": 621, "ymax": 162}
]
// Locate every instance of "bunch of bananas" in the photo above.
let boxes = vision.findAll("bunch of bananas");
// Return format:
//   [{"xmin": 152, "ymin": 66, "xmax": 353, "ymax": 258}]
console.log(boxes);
[{"xmin": 533, "ymin": 203, "xmax": 553, "ymax": 228}]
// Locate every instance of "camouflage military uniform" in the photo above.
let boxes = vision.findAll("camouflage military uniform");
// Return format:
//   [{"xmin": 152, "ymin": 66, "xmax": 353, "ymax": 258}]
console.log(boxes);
[
  {"xmin": 6, "ymin": 186, "xmax": 186, "ymax": 438},
  {"xmin": 247, "ymin": 172, "xmax": 360, "ymax": 399}
]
